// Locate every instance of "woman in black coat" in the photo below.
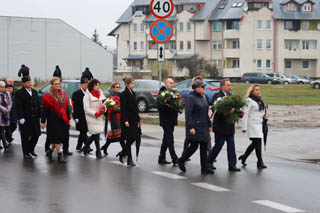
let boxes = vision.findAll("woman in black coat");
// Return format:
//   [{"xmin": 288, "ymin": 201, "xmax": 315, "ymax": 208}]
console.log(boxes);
[
  {"xmin": 178, "ymin": 80, "xmax": 213, "ymax": 175},
  {"xmin": 118, "ymin": 77, "xmax": 140, "ymax": 166},
  {"xmin": 41, "ymin": 77, "xmax": 70, "ymax": 163}
]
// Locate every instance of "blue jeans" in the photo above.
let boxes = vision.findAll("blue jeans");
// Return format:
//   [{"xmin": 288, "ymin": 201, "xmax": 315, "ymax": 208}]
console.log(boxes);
[{"xmin": 208, "ymin": 134, "xmax": 237, "ymax": 168}]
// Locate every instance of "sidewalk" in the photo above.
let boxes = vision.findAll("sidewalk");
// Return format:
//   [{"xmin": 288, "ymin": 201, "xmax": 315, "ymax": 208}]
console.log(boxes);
[{"xmin": 141, "ymin": 124, "xmax": 320, "ymax": 163}]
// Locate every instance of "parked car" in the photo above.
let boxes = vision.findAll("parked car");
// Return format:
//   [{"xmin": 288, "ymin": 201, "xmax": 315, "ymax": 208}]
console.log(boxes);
[
  {"xmin": 298, "ymin": 76, "xmax": 311, "ymax": 84},
  {"xmin": 289, "ymin": 75, "xmax": 311, "ymax": 84},
  {"xmin": 173, "ymin": 79, "xmax": 220, "ymax": 104},
  {"xmin": 38, "ymin": 80, "xmax": 80, "ymax": 104},
  {"xmin": 241, "ymin": 73, "xmax": 280, "ymax": 84},
  {"xmin": 266, "ymin": 73, "xmax": 293, "ymax": 84},
  {"xmin": 310, "ymin": 79, "xmax": 320, "ymax": 89},
  {"xmin": 104, "ymin": 79, "xmax": 163, "ymax": 113}
]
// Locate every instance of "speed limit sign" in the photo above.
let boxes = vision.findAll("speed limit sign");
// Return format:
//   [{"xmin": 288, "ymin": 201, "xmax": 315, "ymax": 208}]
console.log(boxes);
[{"xmin": 150, "ymin": 0, "xmax": 174, "ymax": 19}]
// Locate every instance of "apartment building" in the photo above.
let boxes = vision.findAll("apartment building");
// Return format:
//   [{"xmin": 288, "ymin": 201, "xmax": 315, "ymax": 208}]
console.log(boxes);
[{"xmin": 109, "ymin": 0, "xmax": 320, "ymax": 78}]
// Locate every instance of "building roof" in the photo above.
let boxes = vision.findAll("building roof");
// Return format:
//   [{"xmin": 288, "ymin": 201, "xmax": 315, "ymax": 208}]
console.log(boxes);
[
  {"xmin": 191, "ymin": 0, "xmax": 221, "ymax": 21},
  {"xmin": 124, "ymin": 55, "xmax": 146, "ymax": 60},
  {"xmin": 116, "ymin": 7, "xmax": 132, "ymax": 23},
  {"xmin": 209, "ymin": 0, "xmax": 245, "ymax": 21},
  {"xmin": 273, "ymin": 0, "xmax": 320, "ymax": 20}
]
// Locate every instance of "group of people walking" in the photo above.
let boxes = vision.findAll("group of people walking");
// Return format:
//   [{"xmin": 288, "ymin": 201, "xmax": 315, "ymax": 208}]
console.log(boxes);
[{"xmin": 0, "ymin": 64, "xmax": 268, "ymax": 173}]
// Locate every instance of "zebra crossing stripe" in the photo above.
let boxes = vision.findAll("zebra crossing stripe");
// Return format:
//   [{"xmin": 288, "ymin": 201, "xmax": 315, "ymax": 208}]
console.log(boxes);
[
  {"xmin": 252, "ymin": 200, "xmax": 306, "ymax": 213},
  {"xmin": 190, "ymin": 182, "xmax": 230, "ymax": 192},
  {"xmin": 152, "ymin": 171, "xmax": 187, "ymax": 180}
]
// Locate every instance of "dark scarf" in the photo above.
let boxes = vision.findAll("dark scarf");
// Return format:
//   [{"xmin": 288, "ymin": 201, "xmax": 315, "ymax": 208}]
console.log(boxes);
[
  {"xmin": 249, "ymin": 94, "xmax": 265, "ymax": 111},
  {"xmin": 0, "ymin": 92, "xmax": 8, "ymax": 108}
]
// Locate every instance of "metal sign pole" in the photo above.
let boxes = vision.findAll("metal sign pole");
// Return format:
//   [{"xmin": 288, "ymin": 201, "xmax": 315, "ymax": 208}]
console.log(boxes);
[{"xmin": 159, "ymin": 61, "xmax": 162, "ymax": 89}]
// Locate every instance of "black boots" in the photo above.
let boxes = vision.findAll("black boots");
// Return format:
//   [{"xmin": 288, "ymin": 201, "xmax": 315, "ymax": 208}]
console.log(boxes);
[
  {"xmin": 127, "ymin": 154, "xmax": 135, "ymax": 167},
  {"xmin": 57, "ymin": 153, "xmax": 66, "ymax": 164},
  {"xmin": 47, "ymin": 149, "xmax": 54, "ymax": 162},
  {"xmin": 177, "ymin": 159, "xmax": 186, "ymax": 172},
  {"xmin": 257, "ymin": 162, "xmax": 267, "ymax": 169},
  {"xmin": 238, "ymin": 155, "xmax": 247, "ymax": 167}
]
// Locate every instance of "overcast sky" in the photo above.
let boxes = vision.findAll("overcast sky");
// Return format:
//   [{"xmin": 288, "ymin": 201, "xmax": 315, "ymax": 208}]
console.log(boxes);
[{"xmin": 0, "ymin": 0, "xmax": 134, "ymax": 50}]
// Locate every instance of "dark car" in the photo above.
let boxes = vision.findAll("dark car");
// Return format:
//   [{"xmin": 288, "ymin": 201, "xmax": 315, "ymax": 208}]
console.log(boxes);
[
  {"xmin": 104, "ymin": 79, "xmax": 163, "ymax": 113},
  {"xmin": 38, "ymin": 80, "xmax": 80, "ymax": 104},
  {"xmin": 173, "ymin": 79, "xmax": 220, "ymax": 104},
  {"xmin": 241, "ymin": 73, "xmax": 280, "ymax": 84}
]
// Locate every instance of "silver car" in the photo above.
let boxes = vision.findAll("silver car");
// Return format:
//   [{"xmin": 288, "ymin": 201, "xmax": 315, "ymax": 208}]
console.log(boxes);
[
  {"xmin": 266, "ymin": 73, "xmax": 293, "ymax": 84},
  {"xmin": 310, "ymin": 79, "xmax": 320, "ymax": 89}
]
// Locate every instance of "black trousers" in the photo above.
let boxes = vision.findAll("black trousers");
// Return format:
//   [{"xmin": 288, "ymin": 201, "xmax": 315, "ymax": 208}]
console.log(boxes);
[
  {"xmin": 20, "ymin": 130, "xmax": 39, "ymax": 156},
  {"xmin": 0, "ymin": 126, "xmax": 8, "ymax": 148},
  {"xmin": 182, "ymin": 139, "xmax": 212, "ymax": 155},
  {"xmin": 76, "ymin": 130, "xmax": 88, "ymax": 150},
  {"xmin": 159, "ymin": 125, "xmax": 178, "ymax": 161},
  {"xmin": 208, "ymin": 134, "xmax": 237, "ymax": 168},
  {"xmin": 121, "ymin": 138, "xmax": 136, "ymax": 164},
  {"xmin": 103, "ymin": 137, "xmax": 125, "ymax": 151},
  {"xmin": 242, "ymin": 138, "xmax": 263, "ymax": 163},
  {"xmin": 86, "ymin": 134, "xmax": 101, "ymax": 153},
  {"xmin": 62, "ymin": 126, "xmax": 70, "ymax": 154},
  {"xmin": 10, "ymin": 123, "xmax": 17, "ymax": 135},
  {"xmin": 180, "ymin": 141, "xmax": 209, "ymax": 170}
]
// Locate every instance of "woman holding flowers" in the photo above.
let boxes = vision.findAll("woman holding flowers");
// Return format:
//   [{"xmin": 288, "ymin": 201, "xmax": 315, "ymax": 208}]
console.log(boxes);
[
  {"xmin": 101, "ymin": 82, "xmax": 125, "ymax": 155},
  {"xmin": 177, "ymin": 80, "xmax": 213, "ymax": 175},
  {"xmin": 83, "ymin": 79, "xmax": 106, "ymax": 158},
  {"xmin": 118, "ymin": 77, "xmax": 140, "ymax": 166},
  {"xmin": 239, "ymin": 84, "xmax": 267, "ymax": 169}
]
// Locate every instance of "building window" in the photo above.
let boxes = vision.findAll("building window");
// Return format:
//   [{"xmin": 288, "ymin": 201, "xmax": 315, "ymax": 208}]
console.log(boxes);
[
  {"xmin": 266, "ymin": 60, "xmax": 271, "ymax": 69},
  {"xmin": 302, "ymin": 21, "xmax": 310, "ymax": 30},
  {"xmin": 303, "ymin": 3, "xmax": 312, "ymax": 12},
  {"xmin": 266, "ymin": 20, "xmax": 272, "ymax": 30},
  {"xmin": 140, "ymin": 41, "xmax": 144, "ymax": 50},
  {"xmin": 140, "ymin": 23, "xmax": 145, "ymax": 32},
  {"xmin": 213, "ymin": 21, "xmax": 223, "ymax": 31},
  {"xmin": 257, "ymin": 60, "xmax": 262, "ymax": 69},
  {"xmin": 287, "ymin": 3, "xmax": 296, "ymax": 12},
  {"xmin": 258, "ymin": 20, "xmax": 263, "ymax": 30},
  {"xmin": 149, "ymin": 41, "xmax": 157, "ymax": 50},
  {"xmin": 187, "ymin": 41, "xmax": 191, "ymax": 50},
  {"xmin": 232, "ymin": 59, "xmax": 240, "ymax": 68},
  {"xmin": 232, "ymin": 40, "xmax": 240, "ymax": 49},
  {"xmin": 187, "ymin": 22, "xmax": 192, "ymax": 32},
  {"xmin": 257, "ymin": 40, "xmax": 263, "ymax": 49},
  {"xmin": 303, "ymin": 60, "xmax": 309, "ymax": 69},
  {"xmin": 226, "ymin": 20, "xmax": 240, "ymax": 30},
  {"xmin": 213, "ymin": 40, "xmax": 222, "ymax": 50},
  {"xmin": 318, "ymin": 22, "xmax": 320, "ymax": 30},
  {"xmin": 266, "ymin": 40, "xmax": 272, "ymax": 49},
  {"xmin": 214, "ymin": 59, "xmax": 223, "ymax": 68},
  {"xmin": 285, "ymin": 60, "xmax": 292, "ymax": 69},
  {"xmin": 133, "ymin": 24, "xmax": 137, "ymax": 32},
  {"xmin": 285, "ymin": 20, "xmax": 300, "ymax": 30},
  {"xmin": 302, "ymin": 40, "xmax": 309, "ymax": 49},
  {"xmin": 180, "ymin": 41, "xmax": 184, "ymax": 50},
  {"xmin": 179, "ymin": 22, "xmax": 184, "ymax": 32},
  {"xmin": 133, "ymin": 42, "xmax": 137, "ymax": 51},
  {"xmin": 285, "ymin": 40, "xmax": 299, "ymax": 50}
]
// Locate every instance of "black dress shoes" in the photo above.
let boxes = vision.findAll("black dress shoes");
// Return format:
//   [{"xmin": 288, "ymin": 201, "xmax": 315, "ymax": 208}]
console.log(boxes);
[
  {"xmin": 201, "ymin": 169, "xmax": 214, "ymax": 175},
  {"xmin": 24, "ymin": 154, "xmax": 33, "ymax": 159},
  {"xmin": 229, "ymin": 166, "xmax": 241, "ymax": 172},
  {"xmin": 64, "ymin": 152, "xmax": 73, "ymax": 156},
  {"xmin": 127, "ymin": 162, "xmax": 136, "ymax": 167},
  {"xmin": 30, "ymin": 151, "xmax": 38, "ymax": 157},
  {"xmin": 208, "ymin": 163, "xmax": 216, "ymax": 170}
]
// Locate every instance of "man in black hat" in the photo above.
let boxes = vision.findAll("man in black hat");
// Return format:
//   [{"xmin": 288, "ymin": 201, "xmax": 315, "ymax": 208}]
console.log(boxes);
[
  {"xmin": 71, "ymin": 73, "xmax": 90, "ymax": 152},
  {"xmin": 15, "ymin": 65, "xmax": 41, "ymax": 159},
  {"xmin": 53, "ymin": 65, "xmax": 62, "ymax": 78},
  {"xmin": 82, "ymin": 67, "xmax": 94, "ymax": 81}
]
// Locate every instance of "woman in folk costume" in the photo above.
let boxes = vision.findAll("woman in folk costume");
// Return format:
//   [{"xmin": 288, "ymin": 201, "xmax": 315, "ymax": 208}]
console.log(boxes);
[
  {"xmin": 101, "ymin": 82, "xmax": 125, "ymax": 155},
  {"xmin": 41, "ymin": 77, "xmax": 70, "ymax": 163},
  {"xmin": 0, "ymin": 81, "xmax": 12, "ymax": 151},
  {"xmin": 82, "ymin": 79, "xmax": 106, "ymax": 159},
  {"xmin": 239, "ymin": 84, "xmax": 268, "ymax": 169}
]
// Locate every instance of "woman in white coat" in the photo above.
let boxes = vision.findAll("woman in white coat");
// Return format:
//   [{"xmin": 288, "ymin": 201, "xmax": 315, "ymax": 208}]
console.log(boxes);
[
  {"xmin": 239, "ymin": 84, "xmax": 267, "ymax": 169},
  {"xmin": 83, "ymin": 79, "xmax": 106, "ymax": 158}
]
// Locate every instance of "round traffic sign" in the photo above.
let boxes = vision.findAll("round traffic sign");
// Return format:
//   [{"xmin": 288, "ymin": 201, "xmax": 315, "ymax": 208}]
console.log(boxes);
[
  {"xmin": 150, "ymin": 19, "xmax": 174, "ymax": 44},
  {"xmin": 150, "ymin": 0, "xmax": 174, "ymax": 19}
]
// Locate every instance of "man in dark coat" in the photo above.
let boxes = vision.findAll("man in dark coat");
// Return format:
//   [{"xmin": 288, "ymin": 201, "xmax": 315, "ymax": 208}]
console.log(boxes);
[
  {"xmin": 53, "ymin": 65, "xmax": 62, "ymax": 78},
  {"xmin": 15, "ymin": 65, "xmax": 41, "ymax": 159},
  {"xmin": 157, "ymin": 78, "xmax": 180, "ymax": 165},
  {"xmin": 207, "ymin": 79, "xmax": 241, "ymax": 172},
  {"xmin": 72, "ymin": 75, "xmax": 89, "ymax": 151}
]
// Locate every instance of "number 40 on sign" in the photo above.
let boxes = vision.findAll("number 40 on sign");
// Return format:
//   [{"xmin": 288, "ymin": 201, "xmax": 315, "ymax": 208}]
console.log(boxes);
[{"xmin": 151, "ymin": 0, "xmax": 174, "ymax": 19}]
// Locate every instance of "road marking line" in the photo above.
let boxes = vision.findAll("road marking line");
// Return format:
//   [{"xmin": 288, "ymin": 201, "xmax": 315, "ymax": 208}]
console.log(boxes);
[
  {"xmin": 152, "ymin": 171, "xmax": 187, "ymax": 180},
  {"xmin": 252, "ymin": 200, "xmax": 306, "ymax": 213},
  {"xmin": 190, "ymin": 183, "xmax": 230, "ymax": 192}
]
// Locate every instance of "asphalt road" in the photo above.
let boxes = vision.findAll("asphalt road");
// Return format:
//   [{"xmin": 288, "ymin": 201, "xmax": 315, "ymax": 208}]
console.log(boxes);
[{"xmin": 0, "ymin": 132, "xmax": 319, "ymax": 213}]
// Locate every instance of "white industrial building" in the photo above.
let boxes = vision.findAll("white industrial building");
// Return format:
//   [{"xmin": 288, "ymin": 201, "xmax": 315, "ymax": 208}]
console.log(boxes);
[{"xmin": 0, "ymin": 16, "xmax": 113, "ymax": 82}]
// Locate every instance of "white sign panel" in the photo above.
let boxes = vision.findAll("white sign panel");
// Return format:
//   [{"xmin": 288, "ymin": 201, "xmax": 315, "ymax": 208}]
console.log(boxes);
[{"xmin": 158, "ymin": 44, "xmax": 165, "ymax": 62}]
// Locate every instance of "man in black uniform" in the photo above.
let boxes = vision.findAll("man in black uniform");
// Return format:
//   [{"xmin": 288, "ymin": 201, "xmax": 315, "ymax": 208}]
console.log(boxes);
[
  {"xmin": 72, "ymin": 72, "xmax": 92, "ymax": 152},
  {"xmin": 15, "ymin": 65, "xmax": 41, "ymax": 159}
]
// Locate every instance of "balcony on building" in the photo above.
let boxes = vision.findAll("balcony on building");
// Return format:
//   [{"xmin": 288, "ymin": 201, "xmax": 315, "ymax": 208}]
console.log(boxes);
[
  {"xmin": 224, "ymin": 20, "xmax": 240, "ymax": 39},
  {"xmin": 224, "ymin": 39, "xmax": 240, "ymax": 58},
  {"xmin": 284, "ymin": 39, "xmax": 318, "ymax": 59}
]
